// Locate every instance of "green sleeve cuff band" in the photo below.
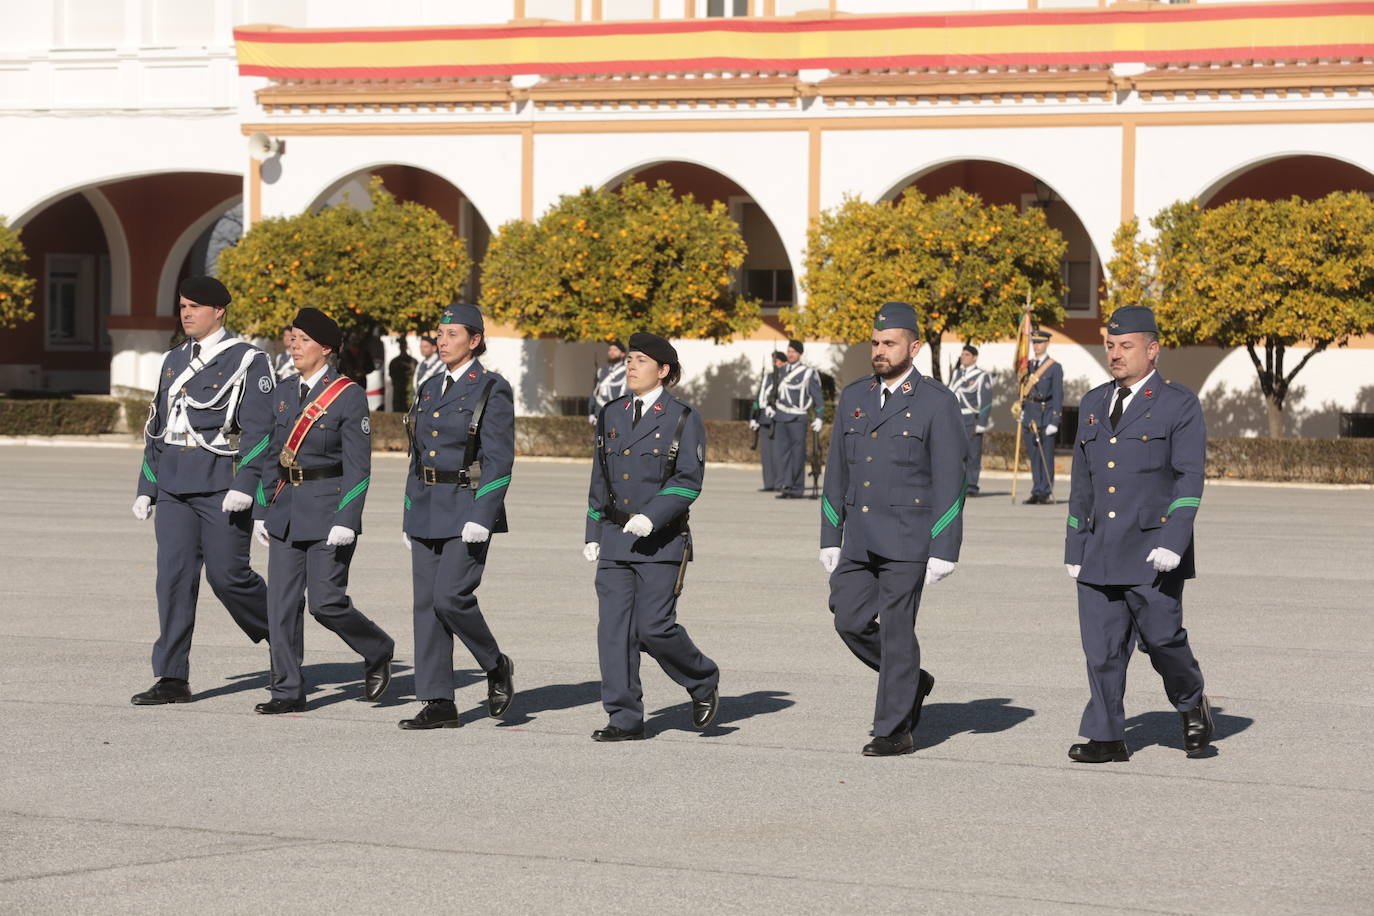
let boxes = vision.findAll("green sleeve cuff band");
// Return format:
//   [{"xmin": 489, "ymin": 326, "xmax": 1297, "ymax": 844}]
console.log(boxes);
[
  {"xmin": 1167, "ymin": 497, "xmax": 1201, "ymax": 515},
  {"xmin": 474, "ymin": 475, "xmax": 511, "ymax": 500},
  {"xmin": 930, "ymin": 480, "xmax": 967, "ymax": 539},
  {"xmin": 238, "ymin": 434, "xmax": 271, "ymax": 468},
  {"xmin": 404, "ymin": 494, "xmax": 412, "ymax": 511},
  {"xmin": 587, "ymin": 506, "xmax": 603, "ymax": 521},
  {"xmin": 337, "ymin": 477, "xmax": 369, "ymax": 512},
  {"xmin": 141, "ymin": 460, "xmax": 157, "ymax": 484},
  {"xmin": 255, "ymin": 480, "xmax": 267, "ymax": 507},
  {"xmin": 821, "ymin": 494, "xmax": 841, "ymax": 528},
  {"xmin": 979, "ymin": 404, "xmax": 991, "ymax": 416},
  {"xmin": 1067, "ymin": 515, "xmax": 1079, "ymax": 529},
  {"xmin": 656, "ymin": 486, "xmax": 700, "ymax": 500}
]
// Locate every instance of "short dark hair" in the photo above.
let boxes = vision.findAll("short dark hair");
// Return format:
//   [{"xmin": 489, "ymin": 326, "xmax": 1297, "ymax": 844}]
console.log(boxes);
[{"xmin": 464, "ymin": 325, "xmax": 487, "ymax": 358}]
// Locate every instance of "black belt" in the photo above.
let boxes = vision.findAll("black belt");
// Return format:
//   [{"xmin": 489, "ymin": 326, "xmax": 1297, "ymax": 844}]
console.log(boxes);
[
  {"xmin": 1025, "ymin": 396, "xmax": 1052, "ymax": 403},
  {"xmin": 419, "ymin": 466, "xmax": 472, "ymax": 487},
  {"xmin": 278, "ymin": 462, "xmax": 343, "ymax": 484}
]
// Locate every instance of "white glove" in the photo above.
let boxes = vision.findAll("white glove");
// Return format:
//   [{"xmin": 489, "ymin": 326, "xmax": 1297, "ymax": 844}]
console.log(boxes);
[
  {"xmin": 326, "ymin": 525, "xmax": 356, "ymax": 547},
  {"xmin": 1066, "ymin": 564, "xmax": 1081, "ymax": 579},
  {"xmin": 1146, "ymin": 547, "xmax": 1181, "ymax": 572},
  {"xmin": 818, "ymin": 546, "xmax": 840, "ymax": 573},
  {"xmin": 402, "ymin": 531, "xmax": 411, "ymax": 550},
  {"xmin": 975, "ymin": 425, "xmax": 988, "ymax": 434},
  {"xmin": 131, "ymin": 495, "xmax": 153, "ymax": 521},
  {"xmin": 461, "ymin": 521, "xmax": 490, "ymax": 544},
  {"xmin": 583, "ymin": 542, "xmax": 600, "ymax": 562},
  {"xmin": 588, "ymin": 415, "xmax": 597, "ymax": 425},
  {"xmin": 253, "ymin": 519, "xmax": 270, "ymax": 547},
  {"xmin": 764, "ymin": 406, "xmax": 776, "ymax": 419},
  {"xmin": 622, "ymin": 514, "xmax": 653, "ymax": 538},
  {"xmin": 1045, "ymin": 425, "xmax": 1058, "ymax": 436},
  {"xmin": 748, "ymin": 419, "xmax": 759, "ymax": 431},
  {"xmin": 925, "ymin": 557, "xmax": 956, "ymax": 586},
  {"xmin": 810, "ymin": 418, "xmax": 823, "ymax": 433},
  {"xmin": 221, "ymin": 489, "xmax": 253, "ymax": 513}
]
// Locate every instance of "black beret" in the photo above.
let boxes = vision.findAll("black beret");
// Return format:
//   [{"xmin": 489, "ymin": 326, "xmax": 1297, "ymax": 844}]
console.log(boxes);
[
  {"xmin": 874, "ymin": 301, "xmax": 919, "ymax": 332},
  {"xmin": 963, "ymin": 344, "xmax": 979, "ymax": 357},
  {"xmin": 440, "ymin": 302, "xmax": 484, "ymax": 332},
  {"xmin": 1106, "ymin": 305, "xmax": 1159, "ymax": 335},
  {"xmin": 608, "ymin": 339, "xmax": 626, "ymax": 352},
  {"xmin": 179, "ymin": 276, "xmax": 231, "ymax": 308},
  {"xmin": 420, "ymin": 335, "xmax": 437, "ymax": 345},
  {"xmin": 771, "ymin": 350, "xmax": 787, "ymax": 362},
  {"xmin": 787, "ymin": 339, "xmax": 804, "ymax": 353},
  {"xmin": 291, "ymin": 307, "xmax": 342, "ymax": 353},
  {"xmin": 627, "ymin": 331, "xmax": 677, "ymax": 366}
]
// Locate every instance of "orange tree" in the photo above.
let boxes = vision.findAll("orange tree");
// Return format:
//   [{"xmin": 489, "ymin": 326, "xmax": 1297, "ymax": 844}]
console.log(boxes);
[
  {"xmin": 480, "ymin": 177, "xmax": 761, "ymax": 342},
  {"xmin": 785, "ymin": 188, "xmax": 1066, "ymax": 381},
  {"xmin": 217, "ymin": 178, "xmax": 470, "ymax": 338},
  {"xmin": 1107, "ymin": 193, "xmax": 1374, "ymax": 437},
  {"xmin": 0, "ymin": 217, "xmax": 36, "ymax": 329}
]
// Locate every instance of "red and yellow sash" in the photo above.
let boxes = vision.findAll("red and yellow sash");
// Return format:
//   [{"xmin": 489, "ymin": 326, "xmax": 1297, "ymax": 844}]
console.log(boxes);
[{"xmin": 271, "ymin": 376, "xmax": 355, "ymax": 504}]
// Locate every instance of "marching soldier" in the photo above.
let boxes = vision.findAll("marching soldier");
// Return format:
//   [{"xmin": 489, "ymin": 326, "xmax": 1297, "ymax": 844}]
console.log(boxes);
[
  {"xmin": 1065, "ymin": 305, "xmax": 1213, "ymax": 763},
  {"xmin": 583, "ymin": 332, "xmax": 720, "ymax": 741},
  {"xmin": 774, "ymin": 340, "xmax": 825, "ymax": 499},
  {"xmin": 252, "ymin": 308, "xmax": 395, "ymax": 714},
  {"xmin": 1018, "ymin": 329, "xmax": 1063, "ymax": 504},
  {"xmin": 273, "ymin": 327, "xmax": 299, "ymax": 383},
  {"xmin": 398, "ymin": 303, "xmax": 516, "ymax": 730},
  {"xmin": 949, "ymin": 344, "xmax": 993, "ymax": 496},
  {"xmin": 412, "ymin": 335, "xmax": 443, "ymax": 395},
  {"xmin": 819, "ymin": 302, "xmax": 966, "ymax": 756},
  {"xmin": 749, "ymin": 350, "xmax": 786, "ymax": 491},
  {"xmin": 588, "ymin": 339, "xmax": 628, "ymax": 424},
  {"xmin": 129, "ymin": 276, "xmax": 274, "ymax": 705}
]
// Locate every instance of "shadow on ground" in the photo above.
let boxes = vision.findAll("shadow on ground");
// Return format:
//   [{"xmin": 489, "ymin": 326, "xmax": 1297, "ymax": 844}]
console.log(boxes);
[
  {"xmin": 914, "ymin": 697, "xmax": 1035, "ymax": 750},
  {"xmin": 1123, "ymin": 703, "xmax": 1252, "ymax": 758},
  {"xmin": 646, "ymin": 689, "xmax": 795, "ymax": 738}
]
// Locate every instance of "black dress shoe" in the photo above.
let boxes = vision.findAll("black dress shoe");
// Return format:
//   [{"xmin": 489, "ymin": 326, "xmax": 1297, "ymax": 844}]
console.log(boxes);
[
  {"xmin": 1181, "ymin": 696, "xmax": 1215, "ymax": 757},
  {"xmin": 863, "ymin": 732, "xmax": 915, "ymax": 757},
  {"xmin": 486, "ymin": 654, "xmax": 515, "ymax": 718},
  {"xmin": 691, "ymin": 686, "xmax": 720, "ymax": 729},
  {"xmin": 591, "ymin": 724, "xmax": 645, "ymax": 742},
  {"xmin": 364, "ymin": 653, "xmax": 393, "ymax": 701},
  {"xmin": 1023, "ymin": 494, "xmax": 1045, "ymax": 505},
  {"xmin": 1068, "ymin": 739, "xmax": 1130, "ymax": 763},
  {"xmin": 399, "ymin": 699, "xmax": 461, "ymax": 730},
  {"xmin": 757, "ymin": 487, "xmax": 775, "ymax": 492},
  {"xmin": 776, "ymin": 492, "xmax": 798, "ymax": 499},
  {"xmin": 965, "ymin": 487, "xmax": 980, "ymax": 498},
  {"xmin": 911, "ymin": 669, "xmax": 935, "ymax": 733},
  {"xmin": 131, "ymin": 678, "xmax": 192, "ymax": 706},
  {"xmin": 254, "ymin": 697, "xmax": 306, "ymax": 715}
]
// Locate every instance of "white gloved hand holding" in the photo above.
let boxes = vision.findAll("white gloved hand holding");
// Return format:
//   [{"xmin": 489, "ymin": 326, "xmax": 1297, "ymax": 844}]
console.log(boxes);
[
  {"xmin": 819, "ymin": 546, "xmax": 841, "ymax": 574},
  {"xmin": 1146, "ymin": 547, "xmax": 1181, "ymax": 572},
  {"xmin": 221, "ymin": 489, "xmax": 253, "ymax": 513},
  {"xmin": 401, "ymin": 531, "xmax": 411, "ymax": 550},
  {"xmin": 461, "ymin": 521, "xmax": 490, "ymax": 544},
  {"xmin": 253, "ymin": 519, "xmax": 270, "ymax": 547},
  {"xmin": 622, "ymin": 514, "xmax": 653, "ymax": 538},
  {"xmin": 583, "ymin": 542, "xmax": 600, "ymax": 562},
  {"xmin": 811, "ymin": 417, "xmax": 823, "ymax": 433},
  {"xmin": 1045, "ymin": 425, "xmax": 1058, "ymax": 437},
  {"xmin": 975, "ymin": 425, "xmax": 988, "ymax": 434},
  {"xmin": 588, "ymin": 415, "xmax": 597, "ymax": 426},
  {"xmin": 132, "ymin": 495, "xmax": 153, "ymax": 521},
  {"xmin": 748, "ymin": 419, "xmax": 760, "ymax": 431},
  {"xmin": 1066, "ymin": 564, "xmax": 1081, "ymax": 579},
  {"xmin": 925, "ymin": 557, "xmax": 956, "ymax": 586},
  {"xmin": 326, "ymin": 525, "xmax": 356, "ymax": 547},
  {"xmin": 764, "ymin": 406, "xmax": 776, "ymax": 419}
]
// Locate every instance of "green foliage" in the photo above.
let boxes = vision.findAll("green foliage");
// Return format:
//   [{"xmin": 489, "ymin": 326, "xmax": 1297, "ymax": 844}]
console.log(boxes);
[
  {"xmin": 217, "ymin": 178, "xmax": 470, "ymax": 338},
  {"xmin": 0, "ymin": 398, "xmax": 122, "ymax": 436},
  {"xmin": 0, "ymin": 217, "xmax": 37, "ymax": 330},
  {"xmin": 785, "ymin": 188, "xmax": 1067, "ymax": 379},
  {"xmin": 481, "ymin": 178, "xmax": 761, "ymax": 342}
]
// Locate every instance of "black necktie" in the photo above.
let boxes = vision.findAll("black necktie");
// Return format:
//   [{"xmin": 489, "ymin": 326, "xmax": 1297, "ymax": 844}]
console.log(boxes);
[
  {"xmin": 442, "ymin": 375, "xmax": 453, "ymax": 397},
  {"xmin": 1110, "ymin": 386, "xmax": 1131, "ymax": 429},
  {"xmin": 192, "ymin": 343, "xmax": 201, "ymax": 361},
  {"xmin": 632, "ymin": 399, "xmax": 643, "ymax": 427},
  {"xmin": 881, "ymin": 388, "xmax": 890, "ymax": 409},
  {"xmin": 299, "ymin": 381, "xmax": 309, "ymax": 402}
]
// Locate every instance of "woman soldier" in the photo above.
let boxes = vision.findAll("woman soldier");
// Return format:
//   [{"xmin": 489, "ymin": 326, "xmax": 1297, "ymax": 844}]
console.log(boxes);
[
  {"xmin": 583, "ymin": 332, "xmax": 721, "ymax": 741},
  {"xmin": 397, "ymin": 303, "xmax": 516, "ymax": 730},
  {"xmin": 252, "ymin": 308, "xmax": 395, "ymax": 714}
]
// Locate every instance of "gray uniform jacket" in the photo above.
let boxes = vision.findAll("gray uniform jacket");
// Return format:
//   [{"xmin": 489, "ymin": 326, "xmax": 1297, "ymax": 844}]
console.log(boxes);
[
  {"xmin": 774, "ymin": 362, "xmax": 825, "ymax": 422},
  {"xmin": 820, "ymin": 369, "xmax": 967, "ymax": 564},
  {"xmin": 256, "ymin": 370, "xmax": 372, "ymax": 540},
  {"xmin": 590, "ymin": 360, "xmax": 628, "ymax": 416},
  {"xmin": 586, "ymin": 391, "xmax": 704, "ymax": 564},
  {"xmin": 1019, "ymin": 358, "xmax": 1063, "ymax": 431},
  {"xmin": 403, "ymin": 362, "xmax": 514, "ymax": 539},
  {"xmin": 137, "ymin": 335, "xmax": 275, "ymax": 501},
  {"xmin": 949, "ymin": 365, "xmax": 993, "ymax": 428},
  {"xmin": 1065, "ymin": 377, "xmax": 1205, "ymax": 586}
]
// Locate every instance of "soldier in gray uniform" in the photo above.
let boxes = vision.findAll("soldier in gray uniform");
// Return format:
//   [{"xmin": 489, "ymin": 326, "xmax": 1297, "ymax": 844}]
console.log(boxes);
[
  {"xmin": 587, "ymin": 339, "xmax": 628, "ymax": 424},
  {"xmin": 749, "ymin": 350, "xmax": 786, "ymax": 491},
  {"xmin": 819, "ymin": 302, "xmax": 966, "ymax": 756},
  {"xmin": 398, "ymin": 303, "xmax": 516, "ymax": 730},
  {"xmin": 948, "ymin": 343, "xmax": 993, "ymax": 496},
  {"xmin": 1019, "ymin": 328, "xmax": 1063, "ymax": 504},
  {"xmin": 129, "ymin": 276, "xmax": 274, "ymax": 705},
  {"xmin": 412, "ymin": 335, "xmax": 443, "ymax": 396},
  {"xmin": 583, "ymin": 332, "xmax": 720, "ymax": 741},
  {"xmin": 252, "ymin": 308, "xmax": 394, "ymax": 714},
  {"xmin": 1065, "ymin": 305, "xmax": 1213, "ymax": 762},
  {"xmin": 774, "ymin": 340, "xmax": 825, "ymax": 499},
  {"xmin": 273, "ymin": 327, "xmax": 299, "ymax": 383}
]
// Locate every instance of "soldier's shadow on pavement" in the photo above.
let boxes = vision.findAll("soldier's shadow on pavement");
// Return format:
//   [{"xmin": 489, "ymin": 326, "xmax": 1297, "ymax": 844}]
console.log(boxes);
[
  {"xmin": 490, "ymin": 679, "xmax": 604, "ymax": 727},
  {"xmin": 913, "ymin": 698, "xmax": 1035, "ymax": 751},
  {"xmin": 645, "ymin": 690, "xmax": 795, "ymax": 738},
  {"xmin": 1123, "ymin": 704, "xmax": 1251, "ymax": 758}
]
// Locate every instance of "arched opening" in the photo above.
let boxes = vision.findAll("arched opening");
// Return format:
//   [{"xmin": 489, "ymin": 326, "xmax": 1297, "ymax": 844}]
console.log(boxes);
[{"xmin": 1200, "ymin": 154, "xmax": 1374, "ymax": 208}]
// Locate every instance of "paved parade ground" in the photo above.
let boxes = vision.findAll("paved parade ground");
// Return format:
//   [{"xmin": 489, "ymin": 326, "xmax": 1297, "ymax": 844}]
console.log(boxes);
[{"xmin": 1, "ymin": 444, "xmax": 1371, "ymax": 914}]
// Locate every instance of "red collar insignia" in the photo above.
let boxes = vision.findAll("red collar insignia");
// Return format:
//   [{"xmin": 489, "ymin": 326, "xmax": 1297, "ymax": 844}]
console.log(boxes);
[
  {"xmin": 652, "ymin": 402, "xmax": 664, "ymax": 413},
  {"xmin": 467, "ymin": 371, "xmax": 478, "ymax": 380},
  {"xmin": 1144, "ymin": 388, "xmax": 1154, "ymax": 398},
  {"xmin": 624, "ymin": 399, "xmax": 632, "ymax": 410},
  {"xmin": 901, "ymin": 381, "xmax": 912, "ymax": 394},
  {"xmin": 867, "ymin": 379, "xmax": 877, "ymax": 391}
]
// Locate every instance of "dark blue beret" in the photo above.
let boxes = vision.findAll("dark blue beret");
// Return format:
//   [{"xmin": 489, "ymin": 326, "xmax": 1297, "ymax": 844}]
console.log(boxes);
[
  {"xmin": 440, "ymin": 302, "xmax": 485, "ymax": 332},
  {"xmin": 179, "ymin": 276, "xmax": 231, "ymax": 308},
  {"xmin": 874, "ymin": 301, "xmax": 919, "ymax": 332},
  {"xmin": 291, "ymin": 308, "xmax": 342, "ymax": 353},
  {"xmin": 1106, "ymin": 305, "xmax": 1159, "ymax": 335},
  {"xmin": 628, "ymin": 331, "xmax": 677, "ymax": 365}
]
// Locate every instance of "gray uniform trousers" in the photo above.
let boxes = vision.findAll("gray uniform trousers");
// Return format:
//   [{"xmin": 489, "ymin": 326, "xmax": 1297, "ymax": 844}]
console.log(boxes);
[
  {"xmin": 153, "ymin": 491, "xmax": 269, "ymax": 681},
  {"xmin": 775, "ymin": 416, "xmax": 807, "ymax": 496},
  {"xmin": 961, "ymin": 415, "xmax": 984, "ymax": 490},
  {"xmin": 830, "ymin": 552, "xmax": 926, "ymax": 737},
  {"xmin": 1077, "ymin": 576, "xmax": 1205, "ymax": 741},
  {"xmin": 1021, "ymin": 423, "xmax": 1056, "ymax": 498},
  {"xmin": 411, "ymin": 536, "xmax": 501, "ymax": 701},
  {"xmin": 266, "ymin": 536, "xmax": 394, "ymax": 703},
  {"xmin": 595, "ymin": 559, "xmax": 719, "ymax": 730},
  {"xmin": 759, "ymin": 421, "xmax": 778, "ymax": 489}
]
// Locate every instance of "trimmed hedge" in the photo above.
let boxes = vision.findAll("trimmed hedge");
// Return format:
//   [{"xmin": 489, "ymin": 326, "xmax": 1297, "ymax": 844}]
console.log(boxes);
[
  {"xmin": 1206, "ymin": 437, "xmax": 1374, "ymax": 485},
  {"xmin": 0, "ymin": 398, "xmax": 122, "ymax": 436}
]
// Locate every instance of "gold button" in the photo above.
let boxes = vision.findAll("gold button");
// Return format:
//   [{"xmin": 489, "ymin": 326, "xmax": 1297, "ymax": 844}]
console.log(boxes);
[
  {"xmin": 652, "ymin": 448, "xmax": 660, "ymax": 454},
  {"xmin": 1141, "ymin": 435, "xmax": 1149, "ymax": 441},
  {"xmin": 622, "ymin": 473, "xmax": 630, "ymax": 480},
  {"xmin": 211, "ymin": 383, "xmax": 219, "ymax": 389},
  {"xmin": 861, "ymin": 506, "xmax": 869, "ymax": 513},
  {"xmin": 430, "ymin": 430, "xmax": 438, "ymax": 437},
  {"xmin": 871, "ymin": 432, "xmax": 878, "ymax": 439},
  {"xmin": 623, "ymin": 449, "xmax": 630, "ymax": 455},
  {"xmin": 863, "ymin": 481, "xmax": 870, "ymax": 487},
  {"xmin": 1107, "ymin": 461, "xmax": 1116, "ymax": 468},
  {"xmin": 914, "ymin": 498, "xmax": 921, "ymax": 504},
  {"xmin": 428, "ymin": 450, "xmax": 436, "ymax": 457},
  {"xmin": 1108, "ymin": 486, "xmax": 1116, "ymax": 494},
  {"xmin": 1160, "ymin": 516, "xmax": 1168, "ymax": 523},
  {"xmin": 1107, "ymin": 510, "xmax": 1116, "ymax": 519},
  {"xmin": 622, "ymin": 498, "xmax": 629, "ymax": 505},
  {"xmin": 866, "ymin": 456, "xmax": 873, "ymax": 463},
  {"xmin": 432, "ymin": 411, "xmax": 440, "ymax": 418},
  {"xmin": 1109, "ymin": 437, "xmax": 1117, "ymax": 444}
]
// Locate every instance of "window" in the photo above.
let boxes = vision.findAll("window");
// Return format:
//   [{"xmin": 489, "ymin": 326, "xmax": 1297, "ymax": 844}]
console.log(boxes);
[
  {"xmin": 556, "ymin": 396, "xmax": 591, "ymax": 417},
  {"xmin": 706, "ymin": 0, "xmax": 750, "ymax": 16},
  {"xmin": 1062, "ymin": 260, "xmax": 1095, "ymax": 312},
  {"xmin": 46, "ymin": 253, "xmax": 100, "ymax": 350},
  {"xmin": 745, "ymin": 268, "xmax": 795, "ymax": 306},
  {"xmin": 732, "ymin": 398, "xmax": 754, "ymax": 421},
  {"xmin": 1340, "ymin": 413, "xmax": 1374, "ymax": 438}
]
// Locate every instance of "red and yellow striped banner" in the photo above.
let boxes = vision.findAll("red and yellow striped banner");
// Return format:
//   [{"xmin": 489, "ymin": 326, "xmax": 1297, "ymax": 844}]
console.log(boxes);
[{"xmin": 235, "ymin": 2, "xmax": 1374, "ymax": 79}]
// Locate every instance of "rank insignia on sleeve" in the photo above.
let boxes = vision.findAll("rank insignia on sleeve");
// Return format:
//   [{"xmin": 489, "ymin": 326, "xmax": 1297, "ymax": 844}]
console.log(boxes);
[
  {"xmin": 360, "ymin": 417, "xmax": 370, "ymax": 435},
  {"xmin": 901, "ymin": 381, "xmax": 912, "ymax": 394}
]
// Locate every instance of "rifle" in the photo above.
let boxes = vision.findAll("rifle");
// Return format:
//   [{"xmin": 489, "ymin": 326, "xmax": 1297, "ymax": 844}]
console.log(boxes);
[{"xmin": 808, "ymin": 425, "xmax": 823, "ymax": 499}]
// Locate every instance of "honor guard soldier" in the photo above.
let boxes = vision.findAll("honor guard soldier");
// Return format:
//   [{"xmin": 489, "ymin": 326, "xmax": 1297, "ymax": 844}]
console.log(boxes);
[
  {"xmin": 273, "ymin": 327, "xmax": 299, "ymax": 383},
  {"xmin": 251, "ymin": 308, "xmax": 395, "ymax": 714},
  {"xmin": 1018, "ymin": 328, "xmax": 1063, "ymax": 504},
  {"xmin": 819, "ymin": 302, "xmax": 966, "ymax": 756},
  {"xmin": 413, "ymin": 335, "xmax": 442, "ymax": 396},
  {"xmin": 583, "ymin": 332, "xmax": 721, "ymax": 741},
  {"xmin": 949, "ymin": 344, "xmax": 993, "ymax": 496},
  {"xmin": 398, "ymin": 303, "xmax": 516, "ymax": 730},
  {"xmin": 1064, "ymin": 305, "xmax": 1213, "ymax": 762},
  {"xmin": 774, "ymin": 339, "xmax": 826, "ymax": 499},
  {"xmin": 588, "ymin": 339, "xmax": 628, "ymax": 424},
  {"xmin": 749, "ymin": 350, "xmax": 786, "ymax": 491}
]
